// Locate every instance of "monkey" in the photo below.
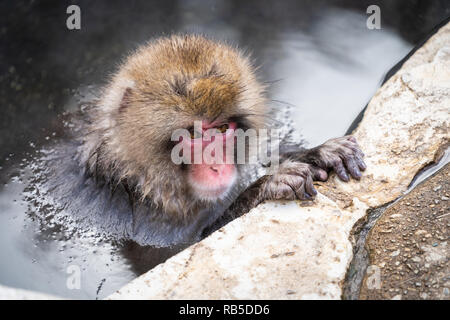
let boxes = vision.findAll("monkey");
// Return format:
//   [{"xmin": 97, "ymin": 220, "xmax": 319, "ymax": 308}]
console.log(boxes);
[{"xmin": 41, "ymin": 35, "xmax": 366, "ymax": 247}]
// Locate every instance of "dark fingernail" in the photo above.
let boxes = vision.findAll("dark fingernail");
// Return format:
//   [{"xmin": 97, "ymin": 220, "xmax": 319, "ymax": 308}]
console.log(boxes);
[
  {"xmin": 360, "ymin": 161, "xmax": 367, "ymax": 170},
  {"xmin": 340, "ymin": 172, "xmax": 349, "ymax": 181}
]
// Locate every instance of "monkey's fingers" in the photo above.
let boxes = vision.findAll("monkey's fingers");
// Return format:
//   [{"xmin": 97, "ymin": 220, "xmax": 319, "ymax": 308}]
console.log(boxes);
[
  {"xmin": 342, "ymin": 137, "xmax": 366, "ymax": 159},
  {"xmin": 270, "ymin": 174, "xmax": 297, "ymax": 201},
  {"xmin": 355, "ymin": 154, "xmax": 367, "ymax": 171},
  {"xmin": 282, "ymin": 175, "xmax": 314, "ymax": 200},
  {"xmin": 304, "ymin": 174, "xmax": 317, "ymax": 197},
  {"xmin": 331, "ymin": 158, "xmax": 349, "ymax": 182},
  {"xmin": 292, "ymin": 175, "xmax": 316, "ymax": 200},
  {"xmin": 342, "ymin": 143, "xmax": 367, "ymax": 172},
  {"xmin": 340, "ymin": 138, "xmax": 367, "ymax": 175},
  {"xmin": 310, "ymin": 166, "xmax": 328, "ymax": 181},
  {"xmin": 342, "ymin": 155, "xmax": 362, "ymax": 180},
  {"xmin": 276, "ymin": 182, "xmax": 298, "ymax": 201}
]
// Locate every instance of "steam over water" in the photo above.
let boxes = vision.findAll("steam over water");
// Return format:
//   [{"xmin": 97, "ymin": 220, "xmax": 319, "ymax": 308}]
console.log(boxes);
[{"xmin": 0, "ymin": 1, "xmax": 447, "ymax": 299}]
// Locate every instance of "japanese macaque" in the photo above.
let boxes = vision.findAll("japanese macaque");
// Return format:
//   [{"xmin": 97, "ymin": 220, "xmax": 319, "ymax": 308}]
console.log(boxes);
[{"xmin": 49, "ymin": 35, "xmax": 365, "ymax": 247}]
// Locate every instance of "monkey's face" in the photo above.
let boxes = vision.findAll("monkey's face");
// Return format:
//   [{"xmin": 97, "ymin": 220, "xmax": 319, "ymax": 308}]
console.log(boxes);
[
  {"xmin": 110, "ymin": 77, "xmax": 261, "ymax": 211},
  {"xmin": 90, "ymin": 35, "xmax": 266, "ymax": 216},
  {"xmin": 178, "ymin": 120, "xmax": 239, "ymax": 201}
]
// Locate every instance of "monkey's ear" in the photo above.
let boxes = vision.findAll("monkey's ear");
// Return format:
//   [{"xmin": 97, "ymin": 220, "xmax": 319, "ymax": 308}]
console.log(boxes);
[
  {"xmin": 118, "ymin": 87, "xmax": 133, "ymax": 113},
  {"xmin": 100, "ymin": 78, "xmax": 135, "ymax": 113}
]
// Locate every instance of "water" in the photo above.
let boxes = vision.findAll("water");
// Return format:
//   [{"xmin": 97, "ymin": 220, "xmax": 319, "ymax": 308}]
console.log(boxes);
[{"xmin": 0, "ymin": 1, "xmax": 448, "ymax": 299}]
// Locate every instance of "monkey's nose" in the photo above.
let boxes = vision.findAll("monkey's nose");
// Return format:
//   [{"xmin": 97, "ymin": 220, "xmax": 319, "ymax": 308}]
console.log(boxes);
[{"xmin": 210, "ymin": 166, "xmax": 219, "ymax": 173}]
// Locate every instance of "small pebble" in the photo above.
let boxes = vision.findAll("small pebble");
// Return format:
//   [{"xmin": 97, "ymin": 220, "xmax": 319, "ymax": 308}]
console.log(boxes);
[
  {"xmin": 286, "ymin": 290, "xmax": 296, "ymax": 295},
  {"xmin": 391, "ymin": 250, "xmax": 400, "ymax": 257}
]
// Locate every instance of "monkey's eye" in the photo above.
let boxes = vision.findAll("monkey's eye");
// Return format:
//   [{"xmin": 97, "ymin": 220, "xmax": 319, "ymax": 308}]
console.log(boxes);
[
  {"xmin": 188, "ymin": 127, "xmax": 202, "ymax": 139},
  {"xmin": 216, "ymin": 123, "xmax": 229, "ymax": 134}
]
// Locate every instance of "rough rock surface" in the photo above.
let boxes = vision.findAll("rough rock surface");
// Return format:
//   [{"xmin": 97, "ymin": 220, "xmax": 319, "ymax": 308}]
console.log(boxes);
[
  {"xmin": 360, "ymin": 163, "xmax": 449, "ymax": 300},
  {"xmin": 109, "ymin": 23, "xmax": 450, "ymax": 300}
]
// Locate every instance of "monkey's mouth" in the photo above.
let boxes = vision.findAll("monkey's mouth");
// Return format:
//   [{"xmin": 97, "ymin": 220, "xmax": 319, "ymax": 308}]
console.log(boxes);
[{"xmin": 188, "ymin": 163, "xmax": 237, "ymax": 201}]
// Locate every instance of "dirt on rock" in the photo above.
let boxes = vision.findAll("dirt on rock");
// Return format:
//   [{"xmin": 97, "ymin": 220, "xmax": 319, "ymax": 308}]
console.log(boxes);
[{"xmin": 360, "ymin": 163, "xmax": 450, "ymax": 300}]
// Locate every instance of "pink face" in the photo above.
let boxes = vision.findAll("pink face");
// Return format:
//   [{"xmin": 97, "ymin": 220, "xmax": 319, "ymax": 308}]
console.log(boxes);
[{"xmin": 180, "ymin": 121, "xmax": 238, "ymax": 200}]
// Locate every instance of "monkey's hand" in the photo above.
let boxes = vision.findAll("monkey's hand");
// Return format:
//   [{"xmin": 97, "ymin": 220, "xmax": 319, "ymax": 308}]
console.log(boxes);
[
  {"xmin": 205, "ymin": 137, "xmax": 366, "ymax": 237},
  {"xmin": 205, "ymin": 160, "xmax": 325, "ymax": 235},
  {"xmin": 227, "ymin": 160, "xmax": 323, "ymax": 214},
  {"xmin": 260, "ymin": 160, "xmax": 326, "ymax": 201},
  {"xmin": 300, "ymin": 135, "xmax": 366, "ymax": 182}
]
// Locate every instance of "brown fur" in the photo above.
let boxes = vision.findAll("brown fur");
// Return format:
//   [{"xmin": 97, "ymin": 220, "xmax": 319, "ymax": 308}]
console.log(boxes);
[{"xmin": 80, "ymin": 35, "xmax": 267, "ymax": 221}]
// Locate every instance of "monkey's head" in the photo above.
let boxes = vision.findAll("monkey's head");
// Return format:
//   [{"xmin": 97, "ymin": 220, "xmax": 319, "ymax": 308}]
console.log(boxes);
[{"xmin": 82, "ymin": 35, "xmax": 266, "ymax": 219}]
